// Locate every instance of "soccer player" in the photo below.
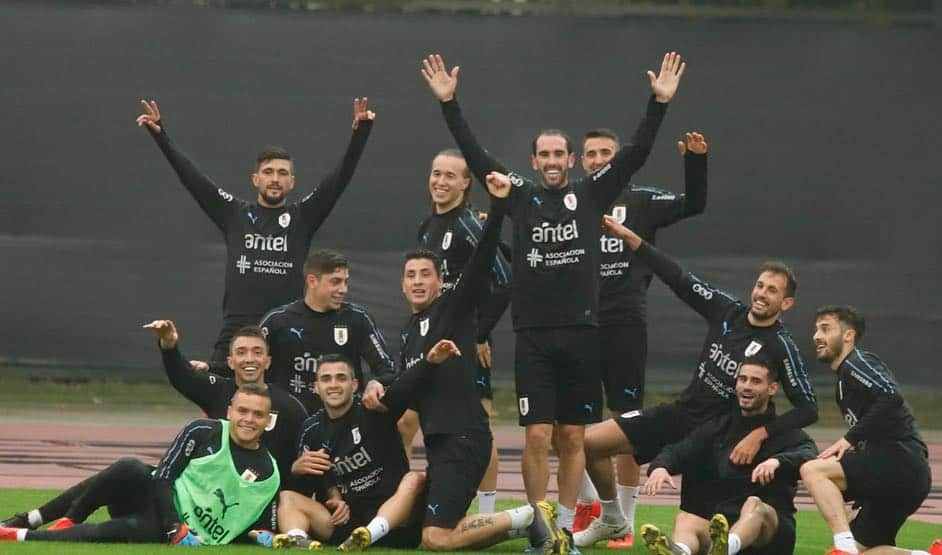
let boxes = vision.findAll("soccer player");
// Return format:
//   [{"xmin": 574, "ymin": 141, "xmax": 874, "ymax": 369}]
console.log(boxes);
[
  {"xmin": 577, "ymin": 218, "xmax": 818, "ymax": 546},
  {"xmin": 136, "ymin": 97, "xmax": 375, "ymax": 372},
  {"xmin": 801, "ymin": 306, "xmax": 933, "ymax": 555},
  {"xmin": 145, "ymin": 320, "xmax": 308, "ymax": 481},
  {"xmin": 364, "ymin": 172, "xmax": 567, "ymax": 553},
  {"xmin": 633, "ymin": 358, "xmax": 817, "ymax": 555},
  {"xmin": 417, "ymin": 148, "xmax": 513, "ymax": 513},
  {"xmin": 0, "ymin": 384, "xmax": 280, "ymax": 546},
  {"xmin": 272, "ymin": 354, "xmax": 427, "ymax": 550},
  {"xmin": 258, "ymin": 249, "xmax": 397, "ymax": 414},
  {"xmin": 421, "ymin": 51, "xmax": 685, "ymax": 537},
  {"xmin": 575, "ymin": 129, "xmax": 708, "ymax": 547}
]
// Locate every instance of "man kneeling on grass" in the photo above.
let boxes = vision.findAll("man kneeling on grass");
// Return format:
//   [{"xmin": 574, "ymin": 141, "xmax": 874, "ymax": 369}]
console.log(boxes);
[
  {"xmin": 634, "ymin": 358, "xmax": 817, "ymax": 555},
  {"xmin": 272, "ymin": 349, "xmax": 562, "ymax": 552},
  {"xmin": 0, "ymin": 384, "xmax": 280, "ymax": 546}
]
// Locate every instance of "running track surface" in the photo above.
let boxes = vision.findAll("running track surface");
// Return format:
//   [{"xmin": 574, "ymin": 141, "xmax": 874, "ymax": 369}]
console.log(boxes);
[{"xmin": 0, "ymin": 422, "xmax": 939, "ymax": 525}]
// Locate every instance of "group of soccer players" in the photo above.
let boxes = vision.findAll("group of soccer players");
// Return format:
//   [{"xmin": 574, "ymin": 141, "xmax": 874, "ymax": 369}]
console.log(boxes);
[{"xmin": 0, "ymin": 49, "xmax": 938, "ymax": 555}]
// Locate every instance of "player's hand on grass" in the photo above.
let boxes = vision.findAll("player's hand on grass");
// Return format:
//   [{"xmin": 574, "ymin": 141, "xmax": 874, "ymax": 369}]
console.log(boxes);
[
  {"xmin": 649, "ymin": 51, "xmax": 685, "ymax": 103},
  {"xmin": 677, "ymin": 132, "xmax": 707, "ymax": 156},
  {"xmin": 730, "ymin": 427, "xmax": 767, "ymax": 465},
  {"xmin": 326, "ymin": 498, "xmax": 351, "ymax": 525},
  {"xmin": 485, "ymin": 172, "xmax": 512, "ymax": 198},
  {"xmin": 291, "ymin": 448, "xmax": 332, "ymax": 476},
  {"xmin": 169, "ymin": 523, "xmax": 204, "ymax": 546},
  {"xmin": 362, "ymin": 379, "xmax": 388, "ymax": 412},
  {"xmin": 427, "ymin": 339, "xmax": 461, "ymax": 364},
  {"xmin": 818, "ymin": 437, "xmax": 853, "ymax": 460},
  {"xmin": 189, "ymin": 360, "xmax": 209, "ymax": 372},
  {"xmin": 421, "ymin": 54, "xmax": 459, "ymax": 102},
  {"xmin": 601, "ymin": 215, "xmax": 643, "ymax": 251},
  {"xmin": 476, "ymin": 341, "xmax": 492, "ymax": 368},
  {"xmin": 136, "ymin": 99, "xmax": 162, "ymax": 134},
  {"xmin": 642, "ymin": 467, "xmax": 676, "ymax": 496},
  {"xmin": 143, "ymin": 319, "xmax": 179, "ymax": 350},
  {"xmin": 751, "ymin": 457, "xmax": 781, "ymax": 485},
  {"xmin": 352, "ymin": 97, "xmax": 375, "ymax": 130}
]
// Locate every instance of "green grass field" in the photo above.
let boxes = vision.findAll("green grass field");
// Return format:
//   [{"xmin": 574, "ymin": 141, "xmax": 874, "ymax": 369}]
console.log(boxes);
[{"xmin": 1, "ymin": 490, "xmax": 938, "ymax": 554}]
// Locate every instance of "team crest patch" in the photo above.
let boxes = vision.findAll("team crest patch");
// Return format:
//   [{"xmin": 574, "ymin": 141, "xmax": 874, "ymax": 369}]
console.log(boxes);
[
  {"xmin": 621, "ymin": 410, "xmax": 641, "ymax": 419},
  {"xmin": 441, "ymin": 231, "xmax": 453, "ymax": 250},
  {"xmin": 612, "ymin": 205, "xmax": 627, "ymax": 224},
  {"xmin": 265, "ymin": 411, "xmax": 279, "ymax": 432},
  {"xmin": 278, "ymin": 212, "xmax": 291, "ymax": 228},
  {"xmin": 352, "ymin": 427, "xmax": 361, "ymax": 445},
  {"xmin": 334, "ymin": 326, "xmax": 349, "ymax": 346},
  {"xmin": 744, "ymin": 340, "xmax": 763, "ymax": 357},
  {"xmin": 564, "ymin": 193, "xmax": 578, "ymax": 211},
  {"xmin": 509, "ymin": 172, "xmax": 525, "ymax": 187},
  {"xmin": 419, "ymin": 318, "xmax": 430, "ymax": 337},
  {"xmin": 518, "ymin": 396, "xmax": 530, "ymax": 416}
]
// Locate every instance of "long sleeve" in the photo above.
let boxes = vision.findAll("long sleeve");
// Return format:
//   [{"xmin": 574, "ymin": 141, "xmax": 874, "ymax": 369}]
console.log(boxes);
[
  {"xmin": 440, "ymin": 98, "xmax": 510, "ymax": 187},
  {"xmin": 681, "ymin": 152, "xmax": 708, "ymax": 217},
  {"xmin": 297, "ymin": 122, "xmax": 373, "ymax": 227},
  {"xmin": 846, "ymin": 389, "xmax": 904, "ymax": 445},
  {"xmin": 647, "ymin": 418, "xmax": 717, "ymax": 475},
  {"xmin": 772, "ymin": 431, "xmax": 818, "ymax": 483},
  {"xmin": 765, "ymin": 335, "xmax": 818, "ymax": 436},
  {"xmin": 147, "ymin": 123, "xmax": 235, "ymax": 231},
  {"xmin": 355, "ymin": 308, "xmax": 398, "ymax": 387},
  {"xmin": 160, "ymin": 345, "xmax": 219, "ymax": 412},
  {"xmin": 153, "ymin": 420, "xmax": 219, "ymax": 533}
]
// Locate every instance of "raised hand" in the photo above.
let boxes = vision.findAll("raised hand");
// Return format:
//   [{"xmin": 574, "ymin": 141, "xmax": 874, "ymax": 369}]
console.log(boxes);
[
  {"xmin": 421, "ymin": 54, "xmax": 459, "ymax": 102},
  {"xmin": 135, "ymin": 99, "xmax": 162, "ymax": 134},
  {"xmin": 647, "ymin": 52, "xmax": 686, "ymax": 104},
  {"xmin": 352, "ymin": 97, "xmax": 375, "ymax": 130},
  {"xmin": 361, "ymin": 380, "xmax": 388, "ymax": 412},
  {"xmin": 485, "ymin": 171, "xmax": 512, "ymax": 198},
  {"xmin": 426, "ymin": 339, "xmax": 461, "ymax": 364},
  {"xmin": 677, "ymin": 132, "xmax": 708, "ymax": 156},
  {"xmin": 143, "ymin": 319, "xmax": 179, "ymax": 350}
]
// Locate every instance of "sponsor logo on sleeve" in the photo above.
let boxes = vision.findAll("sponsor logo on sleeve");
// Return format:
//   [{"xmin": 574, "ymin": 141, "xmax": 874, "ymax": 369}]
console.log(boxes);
[
  {"xmin": 509, "ymin": 173, "xmax": 525, "ymax": 187},
  {"xmin": 692, "ymin": 283, "xmax": 713, "ymax": 300},
  {"xmin": 217, "ymin": 188, "xmax": 234, "ymax": 202}
]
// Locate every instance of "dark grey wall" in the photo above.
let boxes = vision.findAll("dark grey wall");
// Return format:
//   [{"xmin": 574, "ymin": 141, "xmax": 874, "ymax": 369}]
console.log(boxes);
[{"xmin": 1, "ymin": 4, "xmax": 939, "ymax": 386}]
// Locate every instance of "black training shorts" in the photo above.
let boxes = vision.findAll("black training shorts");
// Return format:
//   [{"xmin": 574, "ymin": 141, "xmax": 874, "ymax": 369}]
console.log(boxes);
[
  {"xmin": 614, "ymin": 402, "xmax": 696, "ymax": 464},
  {"xmin": 422, "ymin": 432, "xmax": 492, "ymax": 529},
  {"xmin": 600, "ymin": 323, "xmax": 647, "ymax": 412}
]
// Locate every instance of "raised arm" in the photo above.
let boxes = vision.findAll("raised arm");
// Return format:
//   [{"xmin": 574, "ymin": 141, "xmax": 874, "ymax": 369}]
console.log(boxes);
[
  {"xmin": 297, "ymin": 97, "xmax": 375, "ymax": 226},
  {"xmin": 602, "ymin": 217, "xmax": 736, "ymax": 321},
  {"xmin": 589, "ymin": 52, "xmax": 685, "ymax": 210},
  {"xmin": 422, "ymin": 54, "xmax": 510, "ymax": 185},
  {"xmin": 143, "ymin": 319, "xmax": 218, "ymax": 410},
  {"xmin": 136, "ymin": 100, "xmax": 234, "ymax": 231}
]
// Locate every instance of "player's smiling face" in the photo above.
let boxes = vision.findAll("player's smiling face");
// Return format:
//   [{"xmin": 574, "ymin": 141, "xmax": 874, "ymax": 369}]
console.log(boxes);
[
  {"xmin": 252, "ymin": 158, "xmax": 295, "ymax": 208},
  {"xmin": 813, "ymin": 314, "xmax": 853, "ymax": 368},
  {"xmin": 531, "ymin": 134, "xmax": 575, "ymax": 189},
  {"xmin": 228, "ymin": 336, "xmax": 271, "ymax": 385},
  {"xmin": 428, "ymin": 154, "xmax": 470, "ymax": 213},
  {"xmin": 314, "ymin": 362, "xmax": 357, "ymax": 415},
  {"xmin": 308, "ymin": 267, "xmax": 349, "ymax": 311},
  {"xmin": 582, "ymin": 136, "xmax": 618, "ymax": 174},
  {"xmin": 749, "ymin": 271, "xmax": 793, "ymax": 324},
  {"xmin": 227, "ymin": 391, "xmax": 271, "ymax": 447},
  {"xmin": 402, "ymin": 257, "xmax": 443, "ymax": 313},
  {"xmin": 735, "ymin": 364, "xmax": 778, "ymax": 415}
]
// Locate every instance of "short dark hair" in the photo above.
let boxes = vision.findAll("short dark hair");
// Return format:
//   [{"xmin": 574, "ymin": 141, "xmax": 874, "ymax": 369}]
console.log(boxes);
[
  {"xmin": 403, "ymin": 249, "xmax": 443, "ymax": 277},
  {"xmin": 230, "ymin": 382, "xmax": 271, "ymax": 405},
  {"xmin": 815, "ymin": 304, "xmax": 866, "ymax": 341},
  {"xmin": 759, "ymin": 261, "xmax": 798, "ymax": 298},
  {"xmin": 316, "ymin": 354, "xmax": 356, "ymax": 378},
  {"xmin": 740, "ymin": 355, "xmax": 779, "ymax": 383},
  {"xmin": 532, "ymin": 129, "xmax": 574, "ymax": 155},
  {"xmin": 435, "ymin": 149, "xmax": 471, "ymax": 179},
  {"xmin": 583, "ymin": 128, "xmax": 620, "ymax": 149},
  {"xmin": 304, "ymin": 249, "xmax": 349, "ymax": 277},
  {"xmin": 229, "ymin": 326, "xmax": 268, "ymax": 354},
  {"xmin": 256, "ymin": 146, "xmax": 292, "ymax": 171}
]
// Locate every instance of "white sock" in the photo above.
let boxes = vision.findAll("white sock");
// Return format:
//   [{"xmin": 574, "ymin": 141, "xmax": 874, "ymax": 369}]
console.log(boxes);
[
  {"xmin": 577, "ymin": 470, "xmax": 599, "ymax": 504},
  {"xmin": 504, "ymin": 504, "xmax": 534, "ymax": 530},
  {"xmin": 557, "ymin": 504, "xmax": 575, "ymax": 531},
  {"xmin": 599, "ymin": 498, "xmax": 625, "ymax": 524},
  {"xmin": 912, "ymin": 551, "xmax": 931, "ymax": 555},
  {"xmin": 365, "ymin": 517, "xmax": 389, "ymax": 544},
  {"xmin": 675, "ymin": 541, "xmax": 693, "ymax": 555},
  {"xmin": 728, "ymin": 532, "xmax": 742, "ymax": 555},
  {"xmin": 286, "ymin": 528, "xmax": 308, "ymax": 539},
  {"xmin": 616, "ymin": 484, "xmax": 640, "ymax": 530},
  {"xmin": 834, "ymin": 531, "xmax": 858, "ymax": 553},
  {"xmin": 16, "ymin": 529, "xmax": 28, "ymax": 542},
  {"xmin": 27, "ymin": 510, "xmax": 43, "ymax": 528},
  {"xmin": 477, "ymin": 490, "xmax": 497, "ymax": 514}
]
